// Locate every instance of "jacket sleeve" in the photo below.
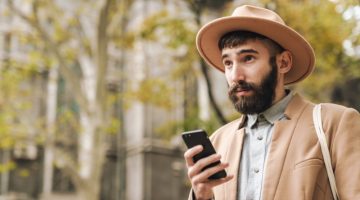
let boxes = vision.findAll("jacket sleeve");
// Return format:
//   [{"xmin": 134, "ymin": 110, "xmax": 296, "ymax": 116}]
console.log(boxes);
[{"xmin": 330, "ymin": 107, "xmax": 360, "ymax": 199}]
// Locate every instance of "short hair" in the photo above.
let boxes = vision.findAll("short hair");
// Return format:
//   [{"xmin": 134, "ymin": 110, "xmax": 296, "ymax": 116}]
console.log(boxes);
[{"xmin": 218, "ymin": 31, "xmax": 285, "ymax": 56}]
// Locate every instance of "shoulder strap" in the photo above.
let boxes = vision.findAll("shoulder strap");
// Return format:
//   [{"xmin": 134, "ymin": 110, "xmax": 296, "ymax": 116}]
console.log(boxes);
[{"xmin": 313, "ymin": 104, "xmax": 340, "ymax": 200}]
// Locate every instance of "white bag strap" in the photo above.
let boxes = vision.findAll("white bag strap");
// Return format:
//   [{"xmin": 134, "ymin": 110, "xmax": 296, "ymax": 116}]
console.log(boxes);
[{"xmin": 313, "ymin": 104, "xmax": 339, "ymax": 200}]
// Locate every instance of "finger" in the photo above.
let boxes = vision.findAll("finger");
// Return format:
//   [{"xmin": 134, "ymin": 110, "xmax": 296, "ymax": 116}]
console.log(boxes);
[
  {"xmin": 207, "ymin": 174, "xmax": 234, "ymax": 188},
  {"xmin": 188, "ymin": 154, "xmax": 221, "ymax": 178},
  {"xmin": 191, "ymin": 154, "xmax": 221, "ymax": 174},
  {"xmin": 192, "ymin": 162, "xmax": 228, "ymax": 184},
  {"xmin": 184, "ymin": 145, "xmax": 203, "ymax": 167}
]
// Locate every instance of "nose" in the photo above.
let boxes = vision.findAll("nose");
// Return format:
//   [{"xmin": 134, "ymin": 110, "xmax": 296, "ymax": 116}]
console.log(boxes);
[{"xmin": 228, "ymin": 64, "xmax": 245, "ymax": 83}]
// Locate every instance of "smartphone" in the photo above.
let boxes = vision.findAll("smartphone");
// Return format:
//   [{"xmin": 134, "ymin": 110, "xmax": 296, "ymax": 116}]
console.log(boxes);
[{"xmin": 182, "ymin": 129, "xmax": 227, "ymax": 179}]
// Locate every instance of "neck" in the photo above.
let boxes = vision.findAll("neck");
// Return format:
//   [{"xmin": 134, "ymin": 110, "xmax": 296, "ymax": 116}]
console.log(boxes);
[{"xmin": 272, "ymin": 85, "xmax": 286, "ymax": 105}]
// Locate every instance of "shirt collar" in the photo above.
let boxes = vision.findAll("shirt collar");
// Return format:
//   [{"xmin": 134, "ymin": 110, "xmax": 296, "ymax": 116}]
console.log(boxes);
[{"xmin": 247, "ymin": 90, "xmax": 294, "ymax": 127}]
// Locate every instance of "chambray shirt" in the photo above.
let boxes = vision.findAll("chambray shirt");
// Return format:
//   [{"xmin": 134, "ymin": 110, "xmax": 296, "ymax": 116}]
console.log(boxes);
[{"xmin": 238, "ymin": 91, "xmax": 294, "ymax": 200}]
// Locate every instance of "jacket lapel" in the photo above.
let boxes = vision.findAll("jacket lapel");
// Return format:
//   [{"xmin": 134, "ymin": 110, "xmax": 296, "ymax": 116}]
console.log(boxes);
[
  {"xmin": 262, "ymin": 94, "xmax": 310, "ymax": 200},
  {"xmin": 224, "ymin": 128, "xmax": 245, "ymax": 200}
]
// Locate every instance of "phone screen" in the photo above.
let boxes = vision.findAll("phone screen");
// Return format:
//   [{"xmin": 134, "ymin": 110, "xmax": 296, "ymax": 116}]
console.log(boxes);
[{"xmin": 182, "ymin": 129, "xmax": 227, "ymax": 179}]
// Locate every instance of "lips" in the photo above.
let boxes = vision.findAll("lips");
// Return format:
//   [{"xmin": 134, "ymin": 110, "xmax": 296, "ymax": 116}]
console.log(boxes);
[
  {"xmin": 236, "ymin": 87, "xmax": 250, "ymax": 92},
  {"xmin": 230, "ymin": 87, "xmax": 252, "ymax": 97},
  {"xmin": 231, "ymin": 84, "xmax": 252, "ymax": 93},
  {"xmin": 235, "ymin": 88, "xmax": 253, "ymax": 96},
  {"xmin": 229, "ymin": 81, "xmax": 254, "ymax": 97}
]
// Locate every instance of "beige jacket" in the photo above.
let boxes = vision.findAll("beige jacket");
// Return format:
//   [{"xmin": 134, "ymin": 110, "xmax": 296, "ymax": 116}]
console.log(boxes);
[{"xmin": 189, "ymin": 94, "xmax": 360, "ymax": 200}]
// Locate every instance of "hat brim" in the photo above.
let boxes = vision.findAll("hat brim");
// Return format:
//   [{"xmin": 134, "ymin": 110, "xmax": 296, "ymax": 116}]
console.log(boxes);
[{"xmin": 196, "ymin": 16, "xmax": 315, "ymax": 85}]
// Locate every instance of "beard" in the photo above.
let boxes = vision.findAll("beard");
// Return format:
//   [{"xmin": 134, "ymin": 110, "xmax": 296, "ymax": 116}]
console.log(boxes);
[{"xmin": 228, "ymin": 57, "xmax": 278, "ymax": 114}]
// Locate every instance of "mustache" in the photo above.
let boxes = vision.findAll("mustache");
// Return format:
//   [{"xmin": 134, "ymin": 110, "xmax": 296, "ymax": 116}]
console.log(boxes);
[{"xmin": 228, "ymin": 81, "xmax": 255, "ymax": 95}]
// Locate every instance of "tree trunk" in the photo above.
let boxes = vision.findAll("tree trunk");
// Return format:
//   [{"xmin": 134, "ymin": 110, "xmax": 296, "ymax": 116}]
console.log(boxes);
[
  {"xmin": 191, "ymin": 2, "xmax": 228, "ymax": 125},
  {"xmin": 77, "ymin": 0, "xmax": 112, "ymax": 198},
  {"xmin": 42, "ymin": 65, "xmax": 59, "ymax": 196},
  {"xmin": 199, "ymin": 60, "xmax": 228, "ymax": 124}
]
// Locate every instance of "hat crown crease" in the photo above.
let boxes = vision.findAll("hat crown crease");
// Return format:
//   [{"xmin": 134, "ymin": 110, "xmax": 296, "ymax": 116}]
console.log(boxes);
[{"xmin": 232, "ymin": 5, "xmax": 285, "ymax": 25}]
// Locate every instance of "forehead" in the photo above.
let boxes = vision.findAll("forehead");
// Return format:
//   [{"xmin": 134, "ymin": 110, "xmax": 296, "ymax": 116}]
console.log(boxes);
[{"xmin": 221, "ymin": 39, "xmax": 271, "ymax": 57}]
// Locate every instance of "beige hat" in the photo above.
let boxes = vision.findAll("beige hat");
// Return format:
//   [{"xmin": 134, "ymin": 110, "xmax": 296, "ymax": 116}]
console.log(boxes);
[{"xmin": 196, "ymin": 5, "xmax": 315, "ymax": 85}]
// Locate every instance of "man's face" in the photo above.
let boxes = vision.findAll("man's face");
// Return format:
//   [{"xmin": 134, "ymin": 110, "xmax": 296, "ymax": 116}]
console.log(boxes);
[{"xmin": 222, "ymin": 39, "xmax": 278, "ymax": 114}]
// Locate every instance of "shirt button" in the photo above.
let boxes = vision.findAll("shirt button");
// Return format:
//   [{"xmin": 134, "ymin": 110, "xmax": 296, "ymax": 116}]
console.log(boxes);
[
  {"xmin": 257, "ymin": 136, "xmax": 263, "ymax": 140},
  {"xmin": 254, "ymin": 168, "xmax": 260, "ymax": 173}
]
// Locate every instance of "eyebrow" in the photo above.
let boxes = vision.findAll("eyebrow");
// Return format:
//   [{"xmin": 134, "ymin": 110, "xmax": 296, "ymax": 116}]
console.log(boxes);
[{"xmin": 221, "ymin": 49, "xmax": 259, "ymax": 60}]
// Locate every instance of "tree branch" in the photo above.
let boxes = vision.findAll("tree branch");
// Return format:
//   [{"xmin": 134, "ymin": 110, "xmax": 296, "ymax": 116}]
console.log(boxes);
[
  {"xmin": 95, "ymin": 0, "xmax": 112, "ymax": 118},
  {"xmin": 7, "ymin": 0, "xmax": 89, "ymax": 113},
  {"xmin": 200, "ymin": 60, "xmax": 228, "ymax": 124},
  {"xmin": 189, "ymin": 0, "xmax": 228, "ymax": 125}
]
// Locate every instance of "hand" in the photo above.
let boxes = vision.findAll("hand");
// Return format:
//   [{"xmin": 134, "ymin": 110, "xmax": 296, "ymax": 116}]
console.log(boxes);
[{"xmin": 184, "ymin": 145, "xmax": 233, "ymax": 200}]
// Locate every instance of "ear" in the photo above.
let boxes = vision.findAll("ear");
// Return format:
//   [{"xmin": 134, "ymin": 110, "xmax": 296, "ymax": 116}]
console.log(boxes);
[{"xmin": 276, "ymin": 51, "xmax": 292, "ymax": 74}]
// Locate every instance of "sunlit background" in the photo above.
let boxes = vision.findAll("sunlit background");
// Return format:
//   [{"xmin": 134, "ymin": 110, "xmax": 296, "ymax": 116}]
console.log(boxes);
[{"xmin": 0, "ymin": 0, "xmax": 359, "ymax": 199}]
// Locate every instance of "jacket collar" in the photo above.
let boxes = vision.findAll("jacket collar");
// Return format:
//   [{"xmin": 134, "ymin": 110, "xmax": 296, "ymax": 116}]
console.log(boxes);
[
  {"xmin": 283, "ymin": 92, "xmax": 312, "ymax": 120},
  {"xmin": 237, "ymin": 91, "xmax": 297, "ymax": 129},
  {"xmin": 247, "ymin": 91, "xmax": 294, "ymax": 127}
]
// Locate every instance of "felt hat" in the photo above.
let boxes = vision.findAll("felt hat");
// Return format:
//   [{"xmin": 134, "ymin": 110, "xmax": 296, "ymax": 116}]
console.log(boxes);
[{"xmin": 196, "ymin": 5, "xmax": 315, "ymax": 85}]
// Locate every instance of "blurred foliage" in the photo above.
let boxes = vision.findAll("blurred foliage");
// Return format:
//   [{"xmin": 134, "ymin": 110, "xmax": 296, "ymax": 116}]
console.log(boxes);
[
  {"xmin": 0, "ymin": 63, "xmax": 42, "ymax": 146},
  {"xmin": 139, "ymin": 9, "xmax": 200, "ymax": 139},
  {"xmin": 262, "ymin": 0, "xmax": 360, "ymax": 102},
  {"xmin": 155, "ymin": 108, "xmax": 222, "ymax": 140},
  {"xmin": 18, "ymin": 169, "xmax": 30, "ymax": 177},
  {"xmin": 0, "ymin": 1, "xmax": 131, "ymax": 198},
  {"xmin": 55, "ymin": 108, "xmax": 79, "ymax": 147},
  {"xmin": 124, "ymin": 78, "xmax": 174, "ymax": 110},
  {"xmin": 190, "ymin": 0, "xmax": 232, "ymax": 10},
  {"xmin": 134, "ymin": 78, "xmax": 173, "ymax": 109},
  {"xmin": 0, "ymin": 161, "xmax": 16, "ymax": 173},
  {"xmin": 139, "ymin": 10, "xmax": 198, "ymax": 77},
  {"xmin": 105, "ymin": 118, "xmax": 121, "ymax": 135}
]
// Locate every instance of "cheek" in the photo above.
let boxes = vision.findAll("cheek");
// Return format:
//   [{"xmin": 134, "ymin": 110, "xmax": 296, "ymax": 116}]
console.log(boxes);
[
  {"xmin": 252, "ymin": 64, "xmax": 272, "ymax": 82},
  {"xmin": 224, "ymin": 70, "xmax": 233, "ymax": 84},
  {"xmin": 251, "ymin": 70, "xmax": 263, "ymax": 82}
]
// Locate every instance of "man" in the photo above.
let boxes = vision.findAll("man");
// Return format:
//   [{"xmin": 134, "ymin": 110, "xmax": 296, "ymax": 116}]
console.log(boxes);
[{"xmin": 184, "ymin": 5, "xmax": 360, "ymax": 200}]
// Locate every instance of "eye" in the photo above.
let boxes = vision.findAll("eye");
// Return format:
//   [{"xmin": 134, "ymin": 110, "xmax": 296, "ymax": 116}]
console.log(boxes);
[
  {"xmin": 243, "ymin": 55, "xmax": 255, "ymax": 63},
  {"xmin": 223, "ymin": 60, "xmax": 233, "ymax": 69}
]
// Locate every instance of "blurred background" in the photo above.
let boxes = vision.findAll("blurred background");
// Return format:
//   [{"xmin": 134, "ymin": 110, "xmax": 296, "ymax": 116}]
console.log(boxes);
[{"xmin": 0, "ymin": 0, "xmax": 359, "ymax": 199}]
